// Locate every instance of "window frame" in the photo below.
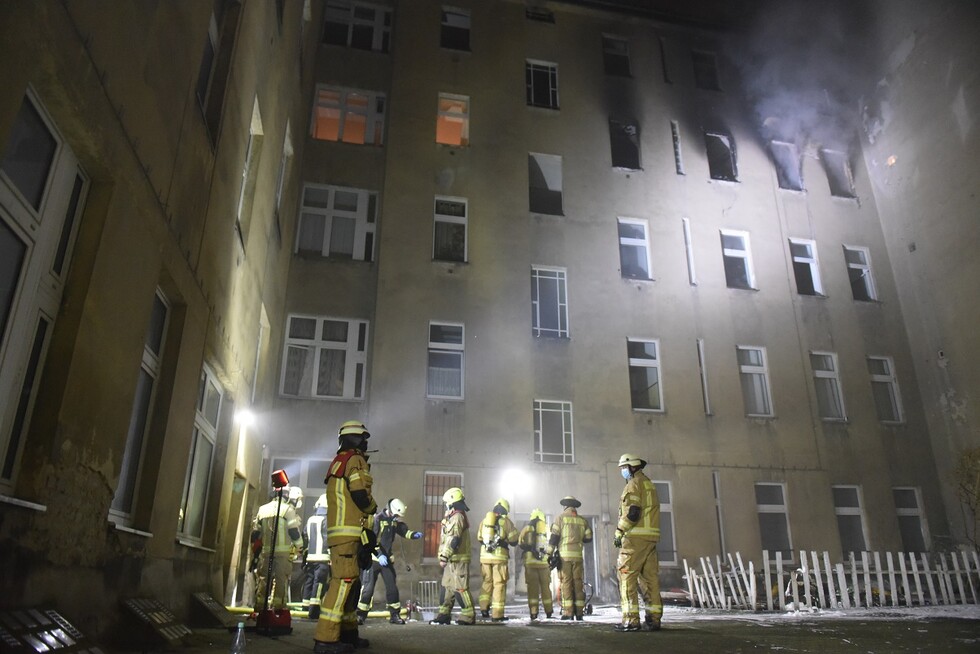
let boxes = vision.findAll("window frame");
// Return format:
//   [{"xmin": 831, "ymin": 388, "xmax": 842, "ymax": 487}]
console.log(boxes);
[
  {"xmin": 279, "ymin": 314, "xmax": 369, "ymax": 401},
  {"xmin": 311, "ymin": 84, "xmax": 386, "ymax": 146},
  {"xmin": 771, "ymin": 141, "xmax": 804, "ymax": 191},
  {"xmin": 422, "ymin": 471, "xmax": 464, "ymax": 559},
  {"xmin": 789, "ymin": 237, "xmax": 824, "ymax": 296},
  {"xmin": 295, "ymin": 183, "xmax": 377, "ymax": 262},
  {"xmin": 893, "ymin": 486, "xmax": 930, "ymax": 553},
  {"xmin": 533, "ymin": 399, "xmax": 574, "ymax": 464},
  {"xmin": 866, "ymin": 355, "xmax": 904, "ymax": 423},
  {"xmin": 432, "ymin": 195, "xmax": 468, "ymax": 263},
  {"xmin": 755, "ymin": 482, "xmax": 793, "ymax": 562},
  {"xmin": 843, "ymin": 244, "xmax": 877, "ymax": 302},
  {"xmin": 653, "ymin": 480, "xmax": 677, "ymax": 565},
  {"xmin": 810, "ymin": 350, "xmax": 846, "ymax": 421},
  {"xmin": 627, "ymin": 338, "xmax": 664, "ymax": 412},
  {"xmin": 427, "ymin": 321, "xmax": 464, "ymax": 400},
  {"xmin": 820, "ymin": 148, "xmax": 856, "ymax": 198},
  {"xmin": 530, "ymin": 265, "xmax": 569, "ymax": 339},
  {"xmin": 321, "ymin": 0, "xmax": 392, "ymax": 53},
  {"xmin": 177, "ymin": 365, "xmax": 222, "ymax": 544},
  {"xmin": 436, "ymin": 93, "xmax": 470, "ymax": 147},
  {"xmin": 720, "ymin": 229, "xmax": 756, "ymax": 290},
  {"xmin": 525, "ymin": 59, "xmax": 560, "ymax": 110},
  {"xmin": 609, "ymin": 119, "xmax": 641, "ymax": 171},
  {"xmin": 527, "ymin": 152, "xmax": 563, "ymax": 216},
  {"xmin": 704, "ymin": 130, "xmax": 737, "ymax": 182},
  {"xmin": 602, "ymin": 34, "xmax": 631, "ymax": 77},
  {"xmin": 691, "ymin": 49, "xmax": 721, "ymax": 91},
  {"xmin": 832, "ymin": 484, "xmax": 869, "ymax": 555},
  {"xmin": 440, "ymin": 6, "xmax": 471, "ymax": 51},
  {"xmin": 736, "ymin": 345, "xmax": 774, "ymax": 417},
  {"xmin": 617, "ymin": 217, "xmax": 652, "ymax": 281}
]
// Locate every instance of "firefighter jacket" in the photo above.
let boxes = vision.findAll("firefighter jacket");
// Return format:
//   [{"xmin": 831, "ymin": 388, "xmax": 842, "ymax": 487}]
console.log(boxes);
[
  {"xmin": 253, "ymin": 498, "xmax": 303, "ymax": 555},
  {"xmin": 550, "ymin": 507, "xmax": 593, "ymax": 561},
  {"xmin": 518, "ymin": 518, "xmax": 551, "ymax": 568},
  {"xmin": 306, "ymin": 508, "xmax": 330, "ymax": 563},
  {"xmin": 438, "ymin": 509, "xmax": 471, "ymax": 563},
  {"xmin": 368, "ymin": 509, "xmax": 422, "ymax": 562},
  {"xmin": 325, "ymin": 449, "xmax": 376, "ymax": 546},
  {"xmin": 477, "ymin": 511, "xmax": 519, "ymax": 564},
  {"xmin": 617, "ymin": 469, "xmax": 660, "ymax": 541}
]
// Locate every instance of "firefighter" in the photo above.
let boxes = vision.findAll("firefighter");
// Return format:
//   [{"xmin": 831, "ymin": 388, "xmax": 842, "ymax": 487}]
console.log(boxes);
[
  {"xmin": 549, "ymin": 496, "xmax": 593, "ymax": 620},
  {"xmin": 313, "ymin": 421, "xmax": 377, "ymax": 654},
  {"xmin": 518, "ymin": 508, "xmax": 553, "ymax": 620},
  {"xmin": 303, "ymin": 494, "xmax": 331, "ymax": 620},
  {"xmin": 614, "ymin": 453, "xmax": 662, "ymax": 632},
  {"xmin": 477, "ymin": 498, "xmax": 519, "ymax": 621},
  {"xmin": 251, "ymin": 485, "xmax": 304, "ymax": 611},
  {"xmin": 429, "ymin": 487, "xmax": 475, "ymax": 625},
  {"xmin": 356, "ymin": 498, "xmax": 423, "ymax": 624}
]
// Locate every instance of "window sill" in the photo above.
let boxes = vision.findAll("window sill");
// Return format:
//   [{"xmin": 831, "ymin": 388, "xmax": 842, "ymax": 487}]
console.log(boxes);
[
  {"xmin": 708, "ymin": 177, "xmax": 739, "ymax": 184},
  {"xmin": 176, "ymin": 537, "xmax": 217, "ymax": 553},
  {"xmin": 427, "ymin": 395, "xmax": 465, "ymax": 402},
  {"xmin": 726, "ymin": 286, "xmax": 759, "ymax": 292},
  {"xmin": 0, "ymin": 494, "xmax": 47, "ymax": 512},
  {"xmin": 632, "ymin": 408, "xmax": 665, "ymax": 414},
  {"xmin": 613, "ymin": 166, "xmax": 643, "ymax": 173},
  {"xmin": 529, "ymin": 211, "xmax": 565, "ymax": 218},
  {"xmin": 112, "ymin": 522, "xmax": 154, "ymax": 538},
  {"xmin": 746, "ymin": 414, "xmax": 776, "ymax": 420}
]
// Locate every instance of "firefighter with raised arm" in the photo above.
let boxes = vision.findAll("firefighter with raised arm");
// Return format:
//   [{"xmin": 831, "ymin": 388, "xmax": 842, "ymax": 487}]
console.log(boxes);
[
  {"xmin": 429, "ymin": 487, "xmax": 476, "ymax": 625},
  {"xmin": 356, "ymin": 498, "xmax": 423, "ymax": 624},
  {"xmin": 302, "ymin": 494, "xmax": 331, "ymax": 620},
  {"xmin": 251, "ymin": 485, "xmax": 304, "ymax": 612},
  {"xmin": 313, "ymin": 421, "xmax": 377, "ymax": 654},
  {"xmin": 518, "ymin": 508, "xmax": 553, "ymax": 620},
  {"xmin": 614, "ymin": 453, "xmax": 662, "ymax": 632},
  {"xmin": 549, "ymin": 496, "xmax": 592, "ymax": 620},
  {"xmin": 477, "ymin": 498, "xmax": 519, "ymax": 621}
]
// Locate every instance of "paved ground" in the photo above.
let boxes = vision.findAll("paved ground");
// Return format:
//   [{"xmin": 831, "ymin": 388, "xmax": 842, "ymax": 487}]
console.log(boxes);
[{"xmin": 176, "ymin": 605, "xmax": 980, "ymax": 654}]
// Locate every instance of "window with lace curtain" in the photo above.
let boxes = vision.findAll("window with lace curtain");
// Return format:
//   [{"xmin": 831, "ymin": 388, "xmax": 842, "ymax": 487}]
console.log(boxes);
[
  {"xmin": 433, "ymin": 196, "xmax": 466, "ymax": 262},
  {"xmin": 427, "ymin": 322, "xmax": 463, "ymax": 399},
  {"xmin": 280, "ymin": 315, "xmax": 368, "ymax": 400}
]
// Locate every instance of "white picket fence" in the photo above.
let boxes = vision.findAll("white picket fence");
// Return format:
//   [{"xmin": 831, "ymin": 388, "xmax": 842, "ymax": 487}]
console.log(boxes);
[{"xmin": 683, "ymin": 550, "xmax": 980, "ymax": 611}]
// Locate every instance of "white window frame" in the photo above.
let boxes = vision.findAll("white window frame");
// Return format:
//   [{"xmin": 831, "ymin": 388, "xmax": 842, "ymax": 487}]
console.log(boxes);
[
  {"xmin": 809, "ymin": 351, "xmax": 846, "ymax": 421},
  {"xmin": 653, "ymin": 480, "xmax": 677, "ymax": 565},
  {"xmin": 627, "ymin": 338, "xmax": 664, "ymax": 412},
  {"xmin": 843, "ymin": 245, "xmax": 877, "ymax": 301},
  {"xmin": 432, "ymin": 195, "xmax": 468, "ymax": 262},
  {"xmin": 275, "ymin": 121, "xmax": 293, "ymax": 212},
  {"xmin": 110, "ymin": 288, "xmax": 170, "ymax": 526},
  {"xmin": 178, "ymin": 365, "xmax": 222, "ymax": 543},
  {"xmin": 533, "ymin": 399, "xmax": 574, "ymax": 464},
  {"xmin": 436, "ymin": 93, "xmax": 469, "ymax": 146},
  {"xmin": 789, "ymin": 238, "xmax": 824, "ymax": 296},
  {"xmin": 525, "ymin": 59, "xmax": 559, "ymax": 110},
  {"xmin": 427, "ymin": 321, "xmax": 464, "ymax": 400},
  {"xmin": 737, "ymin": 345, "xmax": 773, "ymax": 417},
  {"xmin": 697, "ymin": 338, "xmax": 711, "ymax": 415},
  {"xmin": 832, "ymin": 484, "xmax": 869, "ymax": 555},
  {"xmin": 531, "ymin": 266, "xmax": 569, "ymax": 339},
  {"xmin": 267, "ymin": 455, "xmax": 333, "ymax": 501},
  {"xmin": 311, "ymin": 84, "xmax": 386, "ymax": 145},
  {"xmin": 280, "ymin": 314, "xmax": 369, "ymax": 400},
  {"xmin": 682, "ymin": 218, "xmax": 696, "ymax": 285},
  {"xmin": 528, "ymin": 152, "xmax": 563, "ymax": 216},
  {"xmin": 322, "ymin": 0, "xmax": 391, "ymax": 52},
  {"xmin": 295, "ymin": 183, "xmax": 377, "ymax": 261},
  {"xmin": 1, "ymin": 89, "xmax": 89, "ymax": 492},
  {"xmin": 867, "ymin": 355, "xmax": 904, "ymax": 423},
  {"xmin": 720, "ymin": 229, "xmax": 755, "ymax": 290},
  {"xmin": 893, "ymin": 486, "xmax": 930, "ymax": 552},
  {"xmin": 617, "ymin": 217, "xmax": 652, "ymax": 281},
  {"xmin": 755, "ymin": 482, "xmax": 793, "ymax": 562}
]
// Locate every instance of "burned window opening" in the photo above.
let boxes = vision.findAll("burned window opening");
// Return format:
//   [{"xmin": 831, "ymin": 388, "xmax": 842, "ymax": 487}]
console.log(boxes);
[
  {"xmin": 771, "ymin": 141, "xmax": 803, "ymax": 191},
  {"xmin": 692, "ymin": 50, "xmax": 721, "ymax": 91},
  {"xmin": 671, "ymin": 120, "xmax": 684, "ymax": 175},
  {"xmin": 705, "ymin": 131, "xmax": 737, "ymax": 181},
  {"xmin": 610, "ymin": 119, "xmax": 641, "ymax": 170},
  {"xmin": 821, "ymin": 149, "xmax": 856, "ymax": 198}
]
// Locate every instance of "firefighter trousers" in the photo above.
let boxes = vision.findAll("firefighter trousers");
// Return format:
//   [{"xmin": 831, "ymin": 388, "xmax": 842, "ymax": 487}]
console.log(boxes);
[
  {"xmin": 558, "ymin": 559, "xmax": 585, "ymax": 618},
  {"xmin": 524, "ymin": 564, "xmax": 553, "ymax": 617},
  {"xmin": 357, "ymin": 561, "xmax": 400, "ymax": 612},
  {"xmin": 437, "ymin": 561, "xmax": 475, "ymax": 624},
  {"xmin": 479, "ymin": 562, "xmax": 509, "ymax": 618},
  {"xmin": 255, "ymin": 552, "xmax": 293, "ymax": 610},
  {"xmin": 302, "ymin": 562, "xmax": 330, "ymax": 609},
  {"xmin": 314, "ymin": 540, "xmax": 362, "ymax": 643},
  {"xmin": 617, "ymin": 536, "xmax": 661, "ymax": 625}
]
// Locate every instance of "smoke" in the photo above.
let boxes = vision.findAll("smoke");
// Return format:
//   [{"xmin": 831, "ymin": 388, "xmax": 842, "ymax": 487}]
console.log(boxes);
[{"xmin": 729, "ymin": 0, "xmax": 879, "ymax": 155}]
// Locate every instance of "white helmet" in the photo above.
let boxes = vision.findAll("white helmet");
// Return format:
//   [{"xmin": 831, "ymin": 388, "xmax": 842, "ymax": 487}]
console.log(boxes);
[
  {"xmin": 288, "ymin": 486, "xmax": 304, "ymax": 509},
  {"xmin": 618, "ymin": 453, "xmax": 644, "ymax": 468},
  {"xmin": 314, "ymin": 493, "xmax": 328, "ymax": 510},
  {"xmin": 388, "ymin": 498, "xmax": 407, "ymax": 517}
]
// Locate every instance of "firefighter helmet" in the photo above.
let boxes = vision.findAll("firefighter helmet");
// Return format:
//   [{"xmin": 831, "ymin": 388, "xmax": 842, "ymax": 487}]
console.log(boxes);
[
  {"xmin": 530, "ymin": 508, "xmax": 546, "ymax": 522},
  {"xmin": 338, "ymin": 420, "xmax": 369, "ymax": 437},
  {"xmin": 288, "ymin": 485, "xmax": 304, "ymax": 509},
  {"xmin": 494, "ymin": 498, "xmax": 511, "ymax": 514},
  {"xmin": 314, "ymin": 493, "xmax": 327, "ymax": 510},
  {"xmin": 559, "ymin": 496, "xmax": 582, "ymax": 508},
  {"xmin": 618, "ymin": 453, "xmax": 644, "ymax": 468},
  {"xmin": 388, "ymin": 498, "xmax": 407, "ymax": 517},
  {"xmin": 443, "ymin": 487, "xmax": 464, "ymax": 505}
]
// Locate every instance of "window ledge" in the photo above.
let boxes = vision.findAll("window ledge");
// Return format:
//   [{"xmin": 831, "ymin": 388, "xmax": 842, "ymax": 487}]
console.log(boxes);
[
  {"xmin": 632, "ymin": 408, "xmax": 665, "ymax": 414},
  {"xmin": 821, "ymin": 418, "xmax": 849, "ymax": 424},
  {"xmin": 0, "ymin": 494, "xmax": 47, "ymax": 512},
  {"xmin": 727, "ymin": 286, "xmax": 759, "ymax": 292},
  {"xmin": 176, "ymin": 537, "xmax": 217, "ymax": 553},
  {"xmin": 426, "ymin": 396, "xmax": 465, "ymax": 402},
  {"xmin": 613, "ymin": 166, "xmax": 643, "ymax": 173},
  {"xmin": 112, "ymin": 522, "xmax": 154, "ymax": 538},
  {"xmin": 746, "ymin": 414, "xmax": 776, "ymax": 421},
  {"xmin": 529, "ymin": 211, "xmax": 565, "ymax": 218},
  {"xmin": 708, "ymin": 177, "xmax": 739, "ymax": 184}
]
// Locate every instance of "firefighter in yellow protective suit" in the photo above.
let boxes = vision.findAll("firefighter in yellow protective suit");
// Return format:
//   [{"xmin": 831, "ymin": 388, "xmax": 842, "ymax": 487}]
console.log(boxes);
[
  {"xmin": 429, "ymin": 487, "xmax": 476, "ymax": 625},
  {"xmin": 549, "ymin": 496, "xmax": 593, "ymax": 620},
  {"xmin": 518, "ymin": 508, "xmax": 553, "ymax": 620},
  {"xmin": 614, "ymin": 453, "xmax": 662, "ymax": 632},
  {"xmin": 302, "ymin": 494, "xmax": 331, "ymax": 620},
  {"xmin": 477, "ymin": 498, "xmax": 519, "ymax": 621},
  {"xmin": 313, "ymin": 421, "xmax": 377, "ymax": 654},
  {"xmin": 251, "ymin": 485, "xmax": 304, "ymax": 611}
]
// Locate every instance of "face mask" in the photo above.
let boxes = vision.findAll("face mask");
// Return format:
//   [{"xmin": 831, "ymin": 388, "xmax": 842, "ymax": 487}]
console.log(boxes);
[{"xmin": 621, "ymin": 468, "xmax": 631, "ymax": 480}]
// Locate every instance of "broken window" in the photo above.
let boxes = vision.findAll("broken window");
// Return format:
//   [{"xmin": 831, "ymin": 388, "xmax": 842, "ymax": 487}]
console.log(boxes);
[
  {"xmin": 440, "ymin": 6, "xmax": 470, "ymax": 51},
  {"xmin": 531, "ymin": 266, "xmax": 568, "ymax": 338},
  {"xmin": 528, "ymin": 153, "xmax": 563, "ymax": 215},
  {"xmin": 609, "ymin": 119, "xmax": 640, "ymax": 170},
  {"xmin": 692, "ymin": 50, "xmax": 721, "ymax": 90},
  {"xmin": 789, "ymin": 238, "xmax": 823, "ymax": 295},
  {"xmin": 322, "ymin": 0, "xmax": 391, "ymax": 53},
  {"xmin": 705, "ymin": 131, "xmax": 737, "ymax": 181},
  {"xmin": 771, "ymin": 141, "xmax": 803, "ymax": 191},
  {"xmin": 533, "ymin": 399, "xmax": 574, "ymax": 463},
  {"xmin": 602, "ymin": 35, "xmax": 630, "ymax": 76},
  {"xmin": 820, "ymin": 149, "xmax": 855, "ymax": 198},
  {"xmin": 526, "ymin": 60, "xmax": 559, "ymax": 109}
]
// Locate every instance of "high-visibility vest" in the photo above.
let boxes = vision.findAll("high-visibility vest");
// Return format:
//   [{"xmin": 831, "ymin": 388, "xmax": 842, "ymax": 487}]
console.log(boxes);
[
  {"xmin": 306, "ymin": 512, "xmax": 330, "ymax": 562},
  {"xmin": 551, "ymin": 509, "xmax": 592, "ymax": 561},
  {"xmin": 617, "ymin": 470, "xmax": 660, "ymax": 540}
]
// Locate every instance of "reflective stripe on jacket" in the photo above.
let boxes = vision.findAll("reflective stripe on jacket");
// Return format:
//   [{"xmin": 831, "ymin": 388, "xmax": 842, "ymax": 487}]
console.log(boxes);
[
  {"xmin": 478, "ymin": 512, "xmax": 519, "ymax": 563},
  {"xmin": 254, "ymin": 498, "xmax": 302, "ymax": 554},
  {"xmin": 551, "ymin": 508, "xmax": 592, "ymax": 561},
  {"xmin": 438, "ymin": 510, "xmax": 471, "ymax": 563},
  {"xmin": 306, "ymin": 513, "xmax": 330, "ymax": 562},
  {"xmin": 326, "ymin": 450, "xmax": 374, "ymax": 545},
  {"xmin": 617, "ymin": 470, "xmax": 660, "ymax": 540}
]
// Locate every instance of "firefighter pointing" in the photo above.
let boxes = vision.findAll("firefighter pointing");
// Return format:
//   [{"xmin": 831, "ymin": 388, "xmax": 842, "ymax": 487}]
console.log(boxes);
[
  {"xmin": 614, "ymin": 453, "xmax": 662, "ymax": 632},
  {"xmin": 313, "ymin": 421, "xmax": 377, "ymax": 654}
]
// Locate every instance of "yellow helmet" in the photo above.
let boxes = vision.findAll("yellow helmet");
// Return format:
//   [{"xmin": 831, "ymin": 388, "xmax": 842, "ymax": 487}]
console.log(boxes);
[
  {"xmin": 443, "ymin": 487, "xmax": 464, "ymax": 505},
  {"xmin": 494, "ymin": 498, "xmax": 510, "ymax": 514},
  {"xmin": 530, "ymin": 508, "xmax": 545, "ymax": 522},
  {"xmin": 618, "ymin": 453, "xmax": 643, "ymax": 468},
  {"xmin": 339, "ymin": 420, "xmax": 369, "ymax": 437}
]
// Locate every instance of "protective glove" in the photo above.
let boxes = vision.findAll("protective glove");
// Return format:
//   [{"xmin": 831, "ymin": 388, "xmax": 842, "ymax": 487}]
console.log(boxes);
[
  {"xmin": 378, "ymin": 554, "xmax": 389, "ymax": 567},
  {"xmin": 411, "ymin": 532, "xmax": 422, "ymax": 539},
  {"xmin": 613, "ymin": 529, "xmax": 624, "ymax": 549}
]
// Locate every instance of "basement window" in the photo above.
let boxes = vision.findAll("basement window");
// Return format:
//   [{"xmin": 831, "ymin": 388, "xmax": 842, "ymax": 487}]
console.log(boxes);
[
  {"xmin": 770, "ymin": 141, "xmax": 803, "ymax": 191},
  {"xmin": 705, "ymin": 131, "xmax": 737, "ymax": 181}
]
